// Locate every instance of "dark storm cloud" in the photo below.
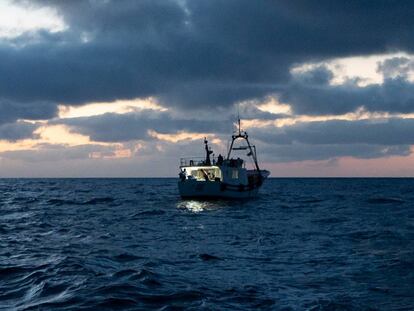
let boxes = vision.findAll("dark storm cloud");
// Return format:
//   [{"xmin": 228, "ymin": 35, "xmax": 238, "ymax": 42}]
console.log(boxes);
[
  {"xmin": 252, "ymin": 118, "xmax": 414, "ymax": 146},
  {"xmin": 259, "ymin": 143, "xmax": 410, "ymax": 163},
  {"xmin": 292, "ymin": 66, "xmax": 334, "ymax": 86},
  {"xmin": 2, "ymin": 0, "xmax": 414, "ymax": 117},
  {"xmin": 279, "ymin": 65, "xmax": 414, "ymax": 115},
  {"xmin": 239, "ymin": 102, "xmax": 288, "ymax": 120},
  {"xmin": 0, "ymin": 99, "xmax": 57, "ymax": 125},
  {"xmin": 58, "ymin": 110, "xmax": 231, "ymax": 142},
  {"xmin": 187, "ymin": 0, "xmax": 414, "ymax": 57},
  {"xmin": 0, "ymin": 121, "xmax": 39, "ymax": 141}
]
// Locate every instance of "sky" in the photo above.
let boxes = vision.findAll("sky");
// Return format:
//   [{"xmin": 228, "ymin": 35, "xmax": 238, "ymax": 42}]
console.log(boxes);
[{"xmin": 1, "ymin": 0, "xmax": 414, "ymax": 177}]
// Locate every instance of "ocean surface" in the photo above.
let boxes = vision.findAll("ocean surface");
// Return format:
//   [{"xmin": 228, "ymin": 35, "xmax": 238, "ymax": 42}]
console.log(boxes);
[{"xmin": 0, "ymin": 178, "xmax": 413, "ymax": 310}]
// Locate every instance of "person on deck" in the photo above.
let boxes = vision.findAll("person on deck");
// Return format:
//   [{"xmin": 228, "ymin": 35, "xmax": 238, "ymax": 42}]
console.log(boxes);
[
  {"xmin": 217, "ymin": 154, "xmax": 224, "ymax": 166},
  {"xmin": 179, "ymin": 169, "xmax": 186, "ymax": 181},
  {"xmin": 202, "ymin": 170, "xmax": 209, "ymax": 181}
]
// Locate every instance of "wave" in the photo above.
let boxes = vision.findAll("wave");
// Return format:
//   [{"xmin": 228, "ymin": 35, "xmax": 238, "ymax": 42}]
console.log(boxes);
[
  {"xmin": 82, "ymin": 197, "xmax": 115, "ymax": 205},
  {"xmin": 95, "ymin": 297, "xmax": 138, "ymax": 309},
  {"xmin": 1, "ymin": 178, "xmax": 413, "ymax": 309},
  {"xmin": 0, "ymin": 266, "xmax": 29, "ymax": 278},
  {"xmin": 366, "ymin": 197, "xmax": 405, "ymax": 204},
  {"xmin": 198, "ymin": 253, "xmax": 222, "ymax": 261},
  {"xmin": 305, "ymin": 298, "xmax": 363, "ymax": 310},
  {"xmin": 47, "ymin": 197, "xmax": 115, "ymax": 206},
  {"xmin": 46, "ymin": 198, "xmax": 78, "ymax": 206},
  {"xmin": 134, "ymin": 210, "xmax": 166, "ymax": 217},
  {"xmin": 112, "ymin": 253, "xmax": 143, "ymax": 263},
  {"xmin": 299, "ymin": 198, "xmax": 324, "ymax": 203}
]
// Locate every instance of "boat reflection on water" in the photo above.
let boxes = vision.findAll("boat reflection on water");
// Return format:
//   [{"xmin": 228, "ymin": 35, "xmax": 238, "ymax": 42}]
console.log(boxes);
[{"xmin": 176, "ymin": 200, "xmax": 230, "ymax": 213}]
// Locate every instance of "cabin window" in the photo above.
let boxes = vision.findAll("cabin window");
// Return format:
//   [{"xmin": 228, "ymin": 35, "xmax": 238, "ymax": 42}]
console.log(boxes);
[
  {"xmin": 197, "ymin": 170, "xmax": 204, "ymax": 180},
  {"xmin": 232, "ymin": 169, "xmax": 238, "ymax": 179}
]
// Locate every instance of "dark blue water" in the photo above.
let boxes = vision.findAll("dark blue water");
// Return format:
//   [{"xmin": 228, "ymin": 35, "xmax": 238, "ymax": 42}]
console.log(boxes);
[{"xmin": 0, "ymin": 178, "xmax": 413, "ymax": 310}]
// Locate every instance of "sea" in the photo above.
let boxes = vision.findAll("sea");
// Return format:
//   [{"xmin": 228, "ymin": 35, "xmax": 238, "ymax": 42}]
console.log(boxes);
[{"xmin": 0, "ymin": 178, "xmax": 413, "ymax": 310}]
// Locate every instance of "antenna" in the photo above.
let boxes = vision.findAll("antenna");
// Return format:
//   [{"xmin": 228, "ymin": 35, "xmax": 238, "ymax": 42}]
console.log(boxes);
[{"xmin": 237, "ymin": 103, "xmax": 241, "ymax": 135}]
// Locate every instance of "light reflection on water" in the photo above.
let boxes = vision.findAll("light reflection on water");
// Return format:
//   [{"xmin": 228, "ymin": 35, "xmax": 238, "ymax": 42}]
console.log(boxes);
[
  {"xmin": 176, "ymin": 200, "xmax": 227, "ymax": 213},
  {"xmin": 176, "ymin": 200, "xmax": 210, "ymax": 213}
]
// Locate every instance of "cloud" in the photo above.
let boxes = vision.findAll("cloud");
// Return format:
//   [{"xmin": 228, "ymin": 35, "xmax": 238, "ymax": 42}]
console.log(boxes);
[
  {"xmin": 0, "ymin": 121, "xmax": 39, "ymax": 141},
  {"xmin": 0, "ymin": 0, "xmax": 66, "ymax": 39},
  {"xmin": 1, "ymin": 0, "xmax": 414, "ymax": 114},
  {"xmin": 0, "ymin": 98, "xmax": 57, "ymax": 125},
  {"xmin": 279, "ymin": 65, "xmax": 414, "ymax": 115},
  {"xmin": 291, "ymin": 65, "xmax": 334, "ymax": 85},
  {"xmin": 0, "ymin": 143, "xmax": 116, "ymax": 162},
  {"xmin": 2, "ymin": 1, "xmax": 414, "ymax": 176},
  {"xmin": 52, "ymin": 109, "xmax": 414, "ymax": 163},
  {"xmin": 245, "ymin": 118, "xmax": 414, "ymax": 162},
  {"xmin": 259, "ymin": 143, "xmax": 410, "ymax": 163},
  {"xmin": 57, "ymin": 110, "xmax": 231, "ymax": 142},
  {"xmin": 377, "ymin": 56, "xmax": 414, "ymax": 79},
  {"xmin": 253, "ymin": 118, "xmax": 414, "ymax": 146},
  {"xmin": 238, "ymin": 100, "xmax": 289, "ymax": 120},
  {"xmin": 186, "ymin": 0, "xmax": 414, "ymax": 57}
]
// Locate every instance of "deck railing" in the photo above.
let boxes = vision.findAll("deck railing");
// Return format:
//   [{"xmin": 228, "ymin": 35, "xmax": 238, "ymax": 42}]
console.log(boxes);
[{"xmin": 180, "ymin": 157, "xmax": 217, "ymax": 167}]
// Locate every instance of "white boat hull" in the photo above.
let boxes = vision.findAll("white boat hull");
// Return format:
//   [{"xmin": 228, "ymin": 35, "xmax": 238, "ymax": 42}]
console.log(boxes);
[{"xmin": 178, "ymin": 180, "xmax": 260, "ymax": 199}]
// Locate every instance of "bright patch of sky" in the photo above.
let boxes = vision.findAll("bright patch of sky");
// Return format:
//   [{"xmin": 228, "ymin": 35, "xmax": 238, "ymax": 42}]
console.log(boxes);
[
  {"xmin": 0, "ymin": 0, "xmax": 66, "ymax": 39},
  {"xmin": 58, "ymin": 98, "xmax": 167, "ymax": 119},
  {"xmin": 291, "ymin": 52, "xmax": 414, "ymax": 86}
]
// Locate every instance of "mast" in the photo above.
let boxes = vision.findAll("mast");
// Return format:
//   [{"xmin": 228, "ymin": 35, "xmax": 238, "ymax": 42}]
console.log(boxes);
[
  {"xmin": 226, "ymin": 117, "xmax": 261, "ymax": 172},
  {"xmin": 237, "ymin": 104, "xmax": 241, "ymax": 136}
]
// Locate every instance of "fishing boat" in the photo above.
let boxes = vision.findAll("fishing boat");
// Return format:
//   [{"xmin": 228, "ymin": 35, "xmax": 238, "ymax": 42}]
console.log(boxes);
[{"xmin": 178, "ymin": 119, "xmax": 270, "ymax": 199}]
